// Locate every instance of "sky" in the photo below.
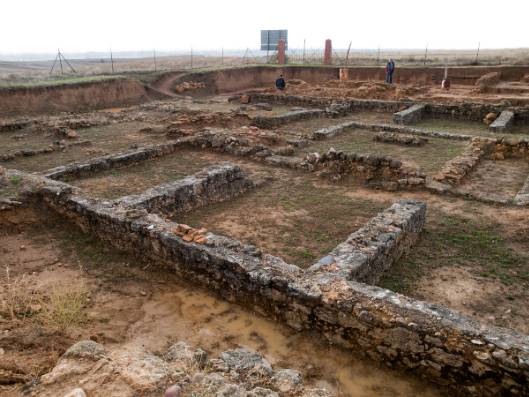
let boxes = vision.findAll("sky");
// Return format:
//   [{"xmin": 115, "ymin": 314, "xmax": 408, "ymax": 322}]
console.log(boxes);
[{"xmin": 1, "ymin": 0, "xmax": 528, "ymax": 55}]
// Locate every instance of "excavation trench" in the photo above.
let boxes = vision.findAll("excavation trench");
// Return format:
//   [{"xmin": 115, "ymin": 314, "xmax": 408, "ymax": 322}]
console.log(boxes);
[{"xmin": 0, "ymin": 208, "xmax": 440, "ymax": 397}]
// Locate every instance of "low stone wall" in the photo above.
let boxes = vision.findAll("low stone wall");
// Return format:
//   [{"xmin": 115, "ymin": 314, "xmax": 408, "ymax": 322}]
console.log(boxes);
[
  {"xmin": 433, "ymin": 138, "xmax": 494, "ymax": 185},
  {"xmin": 43, "ymin": 141, "xmax": 182, "ymax": 180},
  {"xmin": 247, "ymin": 93, "xmax": 409, "ymax": 113},
  {"xmin": 313, "ymin": 120, "xmax": 473, "ymax": 142},
  {"xmin": 309, "ymin": 200, "xmax": 426, "ymax": 284},
  {"xmin": 313, "ymin": 121, "xmax": 359, "ymax": 140},
  {"xmin": 514, "ymin": 176, "xmax": 529, "ymax": 206},
  {"xmin": 1, "ymin": 140, "xmax": 91, "ymax": 162},
  {"xmin": 251, "ymin": 108, "xmax": 326, "ymax": 129},
  {"xmin": 300, "ymin": 148, "xmax": 426, "ymax": 190},
  {"xmin": 115, "ymin": 164, "xmax": 254, "ymax": 216},
  {"xmin": 373, "ymin": 131, "xmax": 428, "ymax": 146},
  {"xmin": 490, "ymin": 110, "xmax": 515, "ymax": 133},
  {"xmin": 0, "ymin": 119, "xmax": 32, "ymax": 133},
  {"xmin": 491, "ymin": 137, "xmax": 529, "ymax": 160},
  {"xmin": 393, "ymin": 104, "xmax": 426, "ymax": 125},
  {"xmin": 247, "ymin": 92, "xmax": 529, "ymax": 125},
  {"xmin": 30, "ymin": 173, "xmax": 529, "ymax": 396}
]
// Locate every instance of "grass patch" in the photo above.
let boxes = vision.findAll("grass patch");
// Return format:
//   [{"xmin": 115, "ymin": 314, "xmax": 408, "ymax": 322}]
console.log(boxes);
[
  {"xmin": 0, "ymin": 74, "xmax": 125, "ymax": 90},
  {"xmin": 379, "ymin": 211, "xmax": 529, "ymax": 293},
  {"xmin": 299, "ymin": 129, "xmax": 467, "ymax": 175},
  {"xmin": 10, "ymin": 175, "xmax": 22, "ymax": 185}
]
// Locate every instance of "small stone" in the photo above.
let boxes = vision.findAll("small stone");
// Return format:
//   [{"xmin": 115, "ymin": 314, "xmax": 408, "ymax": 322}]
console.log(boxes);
[
  {"xmin": 239, "ymin": 95, "xmax": 250, "ymax": 104},
  {"xmin": 63, "ymin": 388, "xmax": 86, "ymax": 397},
  {"xmin": 66, "ymin": 129, "xmax": 79, "ymax": 139},
  {"xmin": 164, "ymin": 384, "xmax": 181, "ymax": 397}
]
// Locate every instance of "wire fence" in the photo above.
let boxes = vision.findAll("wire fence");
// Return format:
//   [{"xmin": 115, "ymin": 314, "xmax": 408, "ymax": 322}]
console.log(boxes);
[{"xmin": 1, "ymin": 47, "xmax": 529, "ymax": 84}]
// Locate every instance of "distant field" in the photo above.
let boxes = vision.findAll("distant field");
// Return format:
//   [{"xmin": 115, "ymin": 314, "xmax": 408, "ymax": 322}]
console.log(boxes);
[
  {"xmin": 1, "ymin": 48, "xmax": 528, "ymax": 86},
  {"xmin": 0, "ymin": 74, "xmax": 124, "ymax": 90}
]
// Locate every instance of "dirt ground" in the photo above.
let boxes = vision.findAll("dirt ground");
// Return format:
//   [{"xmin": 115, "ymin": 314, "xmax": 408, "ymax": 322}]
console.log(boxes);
[
  {"xmin": 0, "ymin": 208, "xmax": 440, "ymax": 397},
  {"xmin": 2, "ymin": 88, "xmax": 529, "ymax": 395},
  {"xmin": 268, "ymin": 79, "xmax": 529, "ymax": 106},
  {"xmin": 454, "ymin": 159, "xmax": 529, "ymax": 202}
]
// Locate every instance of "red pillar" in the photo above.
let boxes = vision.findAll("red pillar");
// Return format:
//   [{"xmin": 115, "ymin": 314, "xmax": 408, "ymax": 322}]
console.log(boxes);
[
  {"xmin": 277, "ymin": 39, "xmax": 286, "ymax": 65},
  {"xmin": 323, "ymin": 39, "xmax": 332, "ymax": 65}
]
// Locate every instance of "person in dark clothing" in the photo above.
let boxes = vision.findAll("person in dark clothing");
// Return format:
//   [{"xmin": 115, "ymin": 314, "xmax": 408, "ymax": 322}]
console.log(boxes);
[
  {"xmin": 385, "ymin": 59, "xmax": 395, "ymax": 84},
  {"xmin": 275, "ymin": 74, "xmax": 286, "ymax": 90}
]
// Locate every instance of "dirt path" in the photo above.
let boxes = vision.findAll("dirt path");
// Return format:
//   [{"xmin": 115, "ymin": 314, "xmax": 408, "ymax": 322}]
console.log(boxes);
[{"xmin": 149, "ymin": 71, "xmax": 188, "ymax": 97}]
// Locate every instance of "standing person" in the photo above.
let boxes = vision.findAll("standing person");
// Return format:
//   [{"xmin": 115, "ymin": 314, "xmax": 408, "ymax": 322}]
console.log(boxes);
[
  {"xmin": 275, "ymin": 74, "xmax": 286, "ymax": 91},
  {"xmin": 385, "ymin": 59, "xmax": 395, "ymax": 84}
]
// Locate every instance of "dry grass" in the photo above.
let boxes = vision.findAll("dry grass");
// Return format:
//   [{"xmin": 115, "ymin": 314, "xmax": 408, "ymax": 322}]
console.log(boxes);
[
  {"xmin": 1, "ymin": 265, "xmax": 88, "ymax": 333},
  {"xmin": 40, "ymin": 285, "xmax": 88, "ymax": 333},
  {"xmin": 1, "ymin": 265, "xmax": 40, "ymax": 321}
]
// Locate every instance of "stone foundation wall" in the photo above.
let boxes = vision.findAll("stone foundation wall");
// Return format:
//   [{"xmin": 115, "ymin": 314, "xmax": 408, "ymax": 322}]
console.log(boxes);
[
  {"xmin": 393, "ymin": 104, "xmax": 426, "ymax": 125},
  {"xmin": 30, "ymin": 173, "xmax": 529, "ymax": 396},
  {"xmin": 247, "ymin": 92, "xmax": 529, "ymax": 124},
  {"xmin": 43, "ymin": 141, "xmax": 182, "ymax": 180},
  {"xmin": 251, "ymin": 109, "xmax": 326, "ymax": 129},
  {"xmin": 491, "ymin": 137, "xmax": 529, "ymax": 160},
  {"xmin": 247, "ymin": 93, "xmax": 409, "ymax": 113},
  {"xmin": 309, "ymin": 200, "xmax": 426, "ymax": 284},
  {"xmin": 1, "ymin": 140, "xmax": 91, "ymax": 162},
  {"xmin": 115, "ymin": 164, "xmax": 254, "ymax": 216},
  {"xmin": 490, "ymin": 110, "xmax": 515, "ymax": 132},
  {"xmin": 300, "ymin": 148, "xmax": 426, "ymax": 189},
  {"xmin": 373, "ymin": 132, "xmax": 428, "ymax": 146},
  {"xmin": 514, "ymin": 176, "xmax": 529, "ymax": 205},
  {"xmin": 433, "ymin": 138, "xmax": 494, "ymax": 185}
]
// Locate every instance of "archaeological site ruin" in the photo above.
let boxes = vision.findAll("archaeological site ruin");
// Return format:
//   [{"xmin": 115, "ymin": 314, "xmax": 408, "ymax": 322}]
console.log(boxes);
[{"xmin": 1, "ymin": 64, "xmax": 529, "ymax": 397}]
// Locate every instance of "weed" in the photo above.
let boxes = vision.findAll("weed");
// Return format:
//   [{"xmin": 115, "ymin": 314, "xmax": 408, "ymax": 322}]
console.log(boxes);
[
  {"xmin": 1, "ymin": 265, "xmax": 41, "ymax": 320},
  {"xmin": 40, "ymin": 285, "xmax": 88, "ymax": 333},
  {"xmin": 10, "ymin": 175, "xmax": 22, "ymax": 185}
]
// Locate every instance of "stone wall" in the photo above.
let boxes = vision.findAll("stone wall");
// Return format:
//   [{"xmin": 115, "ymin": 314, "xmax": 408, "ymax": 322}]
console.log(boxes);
[
  {"xmin": 514, "ymin": 176, "xmax": 529, "ymax": 206},
  {"xmin": 393, "ymin": 104, "xmax": 426, "ymax": 125},
  {"xmin": 247, "ymin": 92, "xmax": 529, "ymax": 124},
  {"xmin": 1, "ymin": 140, "xmax": 91, "ymax": 162},
  {"xmin": 490, "ymin": 110, "xmax": 515, "ymax": 132},
  {"xmin": 373, "ymin": 132, "xmax": 428, "ymax": 146},
  {"xmin": 433, "ymin": 138, "xmax": 494, "ymax": 185},
  {"xmin": 30, "ymin": 173, "xmax": 529, "ymax": 396},
  {"xmin": 115, "ymin": 164, "xmax": 254, "ymax": 216},
  {"xmin": 309, "ymin": 200, "xmax": 426, "ymax": 284},
  {"xmin": 299, "ymin": 148, "xmax": 426, "ymax": 190},
  {"xmin": 251, "ymin": 109, "xmax": 327, "ymax": 129},
  {"xmin": 43, "ymin": 141, "xmax": 182, "ymax": 180}
]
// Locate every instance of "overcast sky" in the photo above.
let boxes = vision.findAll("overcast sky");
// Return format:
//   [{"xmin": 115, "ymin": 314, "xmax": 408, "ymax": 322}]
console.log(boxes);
[{"xmin": 1, "ymin": 0, "xmax": 528, "ymax": 55}]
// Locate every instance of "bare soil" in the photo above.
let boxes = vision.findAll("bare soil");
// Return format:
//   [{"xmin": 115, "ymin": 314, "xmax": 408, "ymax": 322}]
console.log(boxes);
[{"xmin": 454, "ymin": 159, "xmax": 529, "ymax": 202}]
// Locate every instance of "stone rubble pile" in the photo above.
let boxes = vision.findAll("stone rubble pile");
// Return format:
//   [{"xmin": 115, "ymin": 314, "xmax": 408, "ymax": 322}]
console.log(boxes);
[
  {"xmin": 475, "ymin": 72, "xmax": 501, "ymax": 93},
  {"xmin": 33, "ymin": 340, "xmax": 331, "ymax": 397},
  {"xmin": 174, "ymin": 81, "xmax": 206, "ymax": 93},
  {"xmin": 373, "ymin": 131, "xmax": 428, "ymax": 146},
  {"xmin": 300, "ymin": 147, "xmax": 426, "ymax": 189}
]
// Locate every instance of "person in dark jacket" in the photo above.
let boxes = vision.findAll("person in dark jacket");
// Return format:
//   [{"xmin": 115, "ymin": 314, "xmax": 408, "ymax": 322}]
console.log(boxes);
[
  {"xmin": 385, "ymin": 59, "xmax": 395, "ymax": 84},
  {"xmin": 275, "ymin": 74, "xmax": 286, "ymax": 90}
]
